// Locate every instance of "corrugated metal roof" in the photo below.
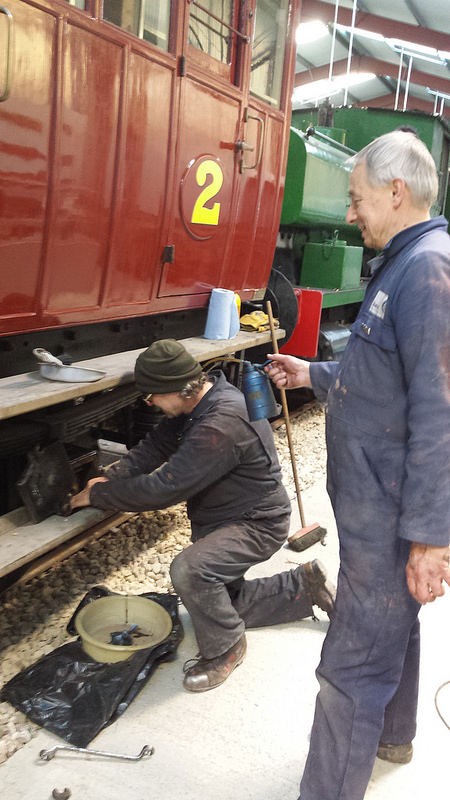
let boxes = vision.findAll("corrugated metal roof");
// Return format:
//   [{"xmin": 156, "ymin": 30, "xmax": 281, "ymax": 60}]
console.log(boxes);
[{"xmin": 294, "ymin": 0, "xmax": 450, "ymax": 118}]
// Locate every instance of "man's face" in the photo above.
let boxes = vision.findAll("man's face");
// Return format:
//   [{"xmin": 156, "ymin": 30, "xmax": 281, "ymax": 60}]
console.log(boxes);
[
  {"xmin": 345, "ymin": 163, "xmax": 394, "ymax": 250},
  {"xmin": 144, "ymin": 392, "xmax": 188, "ymax": 417}
]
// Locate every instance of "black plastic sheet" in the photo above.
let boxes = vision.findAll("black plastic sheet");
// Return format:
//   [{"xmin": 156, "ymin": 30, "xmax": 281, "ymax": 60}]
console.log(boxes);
[{"xmin": 1, "ymin": 587, "xmax": 183, "ymax": 747}]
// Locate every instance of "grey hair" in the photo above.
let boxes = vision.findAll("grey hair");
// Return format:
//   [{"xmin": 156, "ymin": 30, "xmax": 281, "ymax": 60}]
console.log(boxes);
[
  {"xmin": 350, "ymin": 131, "xmax": 438, "ymax": 209},
  {"xmin": 179, "ymin": 372, "xmax": 209, "ymax": 399}
]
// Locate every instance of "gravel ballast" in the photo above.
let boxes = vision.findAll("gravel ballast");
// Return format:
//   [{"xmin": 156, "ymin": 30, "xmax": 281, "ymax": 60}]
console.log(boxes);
[{"xmin": 0, "ymin": 403, "xmax": 326, "ymax": 764}]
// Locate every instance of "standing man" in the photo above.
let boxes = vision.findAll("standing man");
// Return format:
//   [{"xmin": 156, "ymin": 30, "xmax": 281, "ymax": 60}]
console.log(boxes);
[
  {"xmin": 70, "ymin": 339, "xmax": 334, "ymax": 692},
  {"xmin": 268, "ymin": 130, "xmax": 450, "ymax": 799}
]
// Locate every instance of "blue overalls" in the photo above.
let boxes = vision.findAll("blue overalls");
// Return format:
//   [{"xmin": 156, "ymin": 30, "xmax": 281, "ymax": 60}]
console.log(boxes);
[{"xmin": 299, "ymin": 217, "xmax": 450, "ymax": 800}]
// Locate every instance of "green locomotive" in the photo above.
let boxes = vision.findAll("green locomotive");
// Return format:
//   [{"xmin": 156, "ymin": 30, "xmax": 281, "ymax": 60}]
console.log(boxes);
[{"xmin": 273, "ymin": 106, "xmax": 450, "ymax": 360}]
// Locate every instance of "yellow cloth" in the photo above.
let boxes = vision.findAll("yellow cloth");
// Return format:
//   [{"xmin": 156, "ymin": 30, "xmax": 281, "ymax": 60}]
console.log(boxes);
[{"xmin": 239, "ymin": 311, "xmax": 279, "ymax": 333}]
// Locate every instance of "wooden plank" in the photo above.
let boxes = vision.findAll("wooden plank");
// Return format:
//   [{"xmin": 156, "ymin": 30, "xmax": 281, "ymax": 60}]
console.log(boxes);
[
  {"xmin": 8, "ymin": 513, "xmax": 135, "ymax": 586},
  {"xmin": 0, "ymin": 329, "xmax": 283, "ymax": 421},
  {"xmin": 0, "ymin": 506, "xmax": 117, "ymax": 578}
]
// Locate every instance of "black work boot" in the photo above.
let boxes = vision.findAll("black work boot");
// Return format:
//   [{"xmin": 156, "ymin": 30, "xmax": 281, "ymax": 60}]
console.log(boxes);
[
  {"xmin": 302, "ymin": 559, "xmax": 336, "ymax": 618},
  {"xmin": 183, "ymin": 634, "xmax": 247, "ymax": 693},
  {"xmin": 377, "ymin": 742, "xmax": 413, "ymax": 764}
]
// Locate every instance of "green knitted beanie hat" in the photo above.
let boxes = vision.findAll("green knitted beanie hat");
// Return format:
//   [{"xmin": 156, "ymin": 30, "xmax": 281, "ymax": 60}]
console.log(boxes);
[{"xmin": 134, "ymin": 339, "xmax": 203, "ymax": 394}]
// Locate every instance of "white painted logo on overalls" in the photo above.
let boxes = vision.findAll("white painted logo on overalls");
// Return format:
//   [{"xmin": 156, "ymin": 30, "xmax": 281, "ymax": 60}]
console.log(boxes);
[{"xmin": 369, "ymin": 290, "xmax": 389, "ymax": 319}]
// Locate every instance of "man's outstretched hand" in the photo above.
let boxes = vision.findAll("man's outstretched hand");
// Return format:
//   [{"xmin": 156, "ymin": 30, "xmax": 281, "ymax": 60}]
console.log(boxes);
[{"xmin": 265, "ymin": 354, "xmax": 312, "ymax": 390}]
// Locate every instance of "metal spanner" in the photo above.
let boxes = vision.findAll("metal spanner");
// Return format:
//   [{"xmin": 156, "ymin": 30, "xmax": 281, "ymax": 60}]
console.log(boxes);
[{"xmin": 39, "ymin": 744, "xmax": 154, "ymax": 762}]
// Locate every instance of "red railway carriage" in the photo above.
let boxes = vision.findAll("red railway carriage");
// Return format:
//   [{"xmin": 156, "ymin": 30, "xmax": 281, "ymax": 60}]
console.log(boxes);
[
  {"xmin": 0, "ymin": 0, "xmax": 299, "ymax": 374},
  {"xmin": 0, "ymin": 0, "xmax": 300, "ymax": 521}
]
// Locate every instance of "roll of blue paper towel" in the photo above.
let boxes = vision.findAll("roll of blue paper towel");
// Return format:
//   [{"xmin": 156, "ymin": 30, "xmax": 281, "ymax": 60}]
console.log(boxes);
[{"xmin": 204, "ymin": 288, "xmax": 240, "ymax": 339}]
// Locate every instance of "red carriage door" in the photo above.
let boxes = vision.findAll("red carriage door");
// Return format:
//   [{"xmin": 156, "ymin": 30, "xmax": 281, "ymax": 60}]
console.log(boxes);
[
  {"xmin": 159, "ymin": 0, "xmax": 295, "ymax": 302},
  {"xmin": 226, "ymin": 0, "xmax": 294, "ymax": 294},
  {"xmin": 158, "ymin": 0, "xmax": 247, "ymax": 297}
]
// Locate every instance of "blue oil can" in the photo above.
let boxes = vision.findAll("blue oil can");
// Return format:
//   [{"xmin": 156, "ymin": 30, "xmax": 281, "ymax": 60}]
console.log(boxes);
[{"xmin": 242, "ymin": 361, "xmax": 280, "ymax": 421}]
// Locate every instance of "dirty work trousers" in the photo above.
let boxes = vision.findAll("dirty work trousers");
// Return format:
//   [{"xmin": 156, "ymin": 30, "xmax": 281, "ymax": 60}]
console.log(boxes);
[
  {"xmin": 170, "ymin": 507, "xmax": 315, "ymax": 659},
  {"xmin": 299, "ymin": 425, "xmax": 421, "ymax": 800}
]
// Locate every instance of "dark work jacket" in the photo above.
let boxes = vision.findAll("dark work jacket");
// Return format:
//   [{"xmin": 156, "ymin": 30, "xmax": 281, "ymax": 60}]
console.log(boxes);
[
  {"xmin": 310, "ymin": 216, "xmax": 450, "ymax": 548},
  {"xmin": 90, "ymin": 372, "xmax": 290, "ymax": 527}
]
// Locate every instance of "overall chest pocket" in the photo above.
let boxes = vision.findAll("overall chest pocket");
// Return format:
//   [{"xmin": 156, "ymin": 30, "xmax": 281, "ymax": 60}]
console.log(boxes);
[
  {"xmin": 352, "ymin": 316, "xmax": 397, "ymax": 350},
  {"xmin": 336, "ymin": 315, "xmax": 402, "ymax": 407}
]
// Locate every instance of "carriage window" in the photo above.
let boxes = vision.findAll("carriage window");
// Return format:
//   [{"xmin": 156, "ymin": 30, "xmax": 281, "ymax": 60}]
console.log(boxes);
[
  {"xmin": 63, "ymin": 0, "xmax": 87, "ymax": 8},
  {"xmin": 250, "ymin": 0, "xmax": 290, "ymax": 107},
  {"xmin": 102, "ymin": 0, "xmax": 171, "ymax": 50},
  {"xmin": 188, "ymin": 0, "xmax": 235, "ymax": 64}
]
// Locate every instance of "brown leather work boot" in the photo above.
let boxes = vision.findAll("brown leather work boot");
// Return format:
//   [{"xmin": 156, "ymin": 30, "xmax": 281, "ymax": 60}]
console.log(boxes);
[
  {"xmin": 183, "ymin": 634, "xmax": 247, "ymax": 693},
  {"xmin": 302, "ymin": 559, "xmax": 336, "ymax": 618},
  {"xmin": 376, "ymin": 742, "xmax": 413, "ymax": 764}
]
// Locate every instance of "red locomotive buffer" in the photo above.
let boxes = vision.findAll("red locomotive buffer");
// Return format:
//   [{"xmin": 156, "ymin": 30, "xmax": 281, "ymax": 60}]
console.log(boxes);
[{"xmin": 0, "ymin": 0, "xmax": 300, "ymax": 374}]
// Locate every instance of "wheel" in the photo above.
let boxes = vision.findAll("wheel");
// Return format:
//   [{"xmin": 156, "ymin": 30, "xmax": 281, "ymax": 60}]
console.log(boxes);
[{"xmin": 264, "ymin": 268, "xmax": 298, "ymax": 341}]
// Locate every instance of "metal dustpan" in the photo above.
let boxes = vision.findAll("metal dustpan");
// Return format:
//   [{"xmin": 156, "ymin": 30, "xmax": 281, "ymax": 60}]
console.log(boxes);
[{"xmin": 33, "ymin": 348, "xmax": 106, "ymax": 383}]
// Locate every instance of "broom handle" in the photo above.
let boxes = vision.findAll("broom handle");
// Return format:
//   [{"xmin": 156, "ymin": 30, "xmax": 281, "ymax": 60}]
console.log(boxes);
[{"xmin": 266, "ymin": 301, "xmax": 306, "ymax": 528}]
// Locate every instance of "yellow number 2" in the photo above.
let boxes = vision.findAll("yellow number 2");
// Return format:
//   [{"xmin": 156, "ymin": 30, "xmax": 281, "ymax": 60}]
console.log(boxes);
[{"xmin": 191, "ymin": 160, "xmax": 223, "ymax": 226}]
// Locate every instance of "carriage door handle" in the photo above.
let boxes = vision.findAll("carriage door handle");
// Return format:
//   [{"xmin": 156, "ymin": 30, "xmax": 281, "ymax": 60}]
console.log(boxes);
[
  {"xmin": 0, "ymin": 7, "xmax": 13, "ymax": 102},
  {"xmin": 235, "ymin": 108, "xmax": 264, "ymax": 172}
]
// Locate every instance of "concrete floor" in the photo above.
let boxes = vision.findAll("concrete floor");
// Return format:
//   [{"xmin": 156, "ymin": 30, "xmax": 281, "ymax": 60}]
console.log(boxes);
[{"xmin": 1, "ymin": 480, "xmax": 449, "ymax": 799}]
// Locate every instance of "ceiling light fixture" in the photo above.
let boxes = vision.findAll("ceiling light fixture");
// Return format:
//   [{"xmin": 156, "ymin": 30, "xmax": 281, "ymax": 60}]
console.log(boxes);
[
  {"xmin": 296, "ymin": 20, "xmax": 328, "ymax": 46},
  {"xmin": 292, "ymin": 72, "xmax": 375, "ymax": 104},
  {"xmin": 335, "ymin": 24, "xmax": 384, "ymax": 43},
  {"xmin": 334, "ymin": 25, "xmax": 447, "ymax": 66},
  {"xmin": 426, "ymin": 87, "xmax": 450, "ymax": 101},
  {"xmin": 391, "ymin": 45, "xmax": 445, "ymax": 66}
]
